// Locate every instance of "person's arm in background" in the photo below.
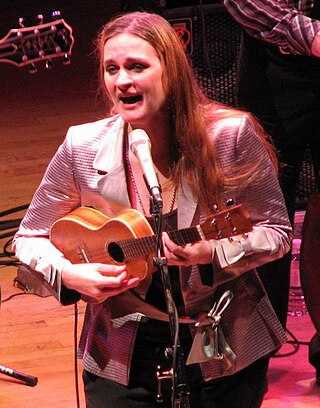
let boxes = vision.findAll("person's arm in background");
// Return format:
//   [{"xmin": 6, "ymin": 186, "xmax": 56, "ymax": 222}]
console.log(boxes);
[{"xmin": 223, "ymin": 0, "xmax": 320, "ymax": 56}]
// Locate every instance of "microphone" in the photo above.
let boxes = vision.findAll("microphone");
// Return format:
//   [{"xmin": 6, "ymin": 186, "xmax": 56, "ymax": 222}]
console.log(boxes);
[
  {"xmin": 128, "ymin": 129, "xmax": 163, "ymax": 208},
  {"xmin": 0, "ymin": 364, "xmax": 38, "ymax": 387}
]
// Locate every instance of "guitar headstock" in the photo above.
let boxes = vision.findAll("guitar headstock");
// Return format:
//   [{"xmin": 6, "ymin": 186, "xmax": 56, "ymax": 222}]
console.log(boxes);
[
  {"xmin": 0, "ymin": 11, "xmax": 74, "ymax": 72},
  {"xmin": 201, "ymin": 203, "xmax": 253, "ymax": 240}
]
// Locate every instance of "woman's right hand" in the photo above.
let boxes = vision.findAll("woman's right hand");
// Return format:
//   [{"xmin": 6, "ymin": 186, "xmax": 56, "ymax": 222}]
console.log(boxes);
[{"xmin": 61, "ymin": 263, "xmax": 140, "ymax": 303}]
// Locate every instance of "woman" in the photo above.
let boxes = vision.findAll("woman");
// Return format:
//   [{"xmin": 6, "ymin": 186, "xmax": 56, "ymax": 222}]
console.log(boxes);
[{"xmin": 13, "ymin": 11, "xmax": 292, "ymax": 408}]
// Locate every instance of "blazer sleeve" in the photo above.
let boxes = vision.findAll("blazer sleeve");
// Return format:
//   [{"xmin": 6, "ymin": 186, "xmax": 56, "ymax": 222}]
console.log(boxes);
[
  {"xmin": 208, "ymin": 114, "xmax": 292, "ymax": 286},
  {"xmin": 13, "ymin": 126, "xmax": 83, "ymax": 304}
]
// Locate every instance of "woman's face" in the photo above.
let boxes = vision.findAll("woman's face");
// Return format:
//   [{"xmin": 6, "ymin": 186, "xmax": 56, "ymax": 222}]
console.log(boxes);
[{"xmin": 103, "ymin": 33, "xmax": 167, "ymax": 130}]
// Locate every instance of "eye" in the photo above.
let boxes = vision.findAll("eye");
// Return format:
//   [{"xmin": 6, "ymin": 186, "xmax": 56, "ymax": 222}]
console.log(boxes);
[
  {"xmin": 105, "ymin": 65, "xmax": 118, "ymax": 75},
  {"xmin": 131, "ymin": 63, "xmax": 146, "ymax": 72}
]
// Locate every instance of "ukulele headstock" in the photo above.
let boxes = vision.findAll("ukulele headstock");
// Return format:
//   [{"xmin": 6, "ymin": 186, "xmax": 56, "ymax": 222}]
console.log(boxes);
[{"xmin": 201, "ymin": 201, "xmax": 253, "ymax": 240}]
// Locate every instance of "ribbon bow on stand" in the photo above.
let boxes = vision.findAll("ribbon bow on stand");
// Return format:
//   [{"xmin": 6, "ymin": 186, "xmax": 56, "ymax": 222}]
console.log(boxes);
[{"xmin": 186, "ymin": 290, "xmax": 236, "ymax": 368}]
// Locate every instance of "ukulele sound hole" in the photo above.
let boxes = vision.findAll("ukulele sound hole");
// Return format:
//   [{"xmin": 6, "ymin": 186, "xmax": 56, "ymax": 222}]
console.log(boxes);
[{"xmin": 108, "ymin": 242, "xmax": 125, "ymax": 262}]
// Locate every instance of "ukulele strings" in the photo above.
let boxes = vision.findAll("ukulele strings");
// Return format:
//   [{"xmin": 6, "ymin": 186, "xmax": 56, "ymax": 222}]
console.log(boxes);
[{"xmin": 79, "ymin": 226, "xmax": 201, "ymax": 263}]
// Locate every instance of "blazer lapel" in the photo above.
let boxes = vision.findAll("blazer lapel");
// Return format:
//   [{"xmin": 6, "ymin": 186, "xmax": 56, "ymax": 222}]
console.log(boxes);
[
  {"xmin": 93, "ymin": 116, "xmax": 199, "ymax": 225},
  {"xmin": 93, "ymin": 117, "xmax": 131, "ymax": 212}
]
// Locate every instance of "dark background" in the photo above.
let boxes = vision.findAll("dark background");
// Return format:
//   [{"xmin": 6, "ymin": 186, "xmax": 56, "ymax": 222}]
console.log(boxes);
[
  {"xmin": 0, "ymin": 1, "xmax": 123, "ymax": 123},
  {"xmin": 0, "ymin": 1, "xmax": 216, "ymax": 129},
  {"xmin": 1, "ymin": 1, "xmax": 123, "ymax": 214},
  {"xmin": 1, "ymin": 1, "xmax": 223, "ymax": 213},
  {"xmin": 0, "ymin": 1, "xmax": 218, "ymax": 107}
]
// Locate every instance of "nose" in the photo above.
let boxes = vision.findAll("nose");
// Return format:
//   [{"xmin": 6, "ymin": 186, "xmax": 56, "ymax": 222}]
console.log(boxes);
[{"xmin": 115, "ymin": 69, "xmax": 133, "ymax": 89}]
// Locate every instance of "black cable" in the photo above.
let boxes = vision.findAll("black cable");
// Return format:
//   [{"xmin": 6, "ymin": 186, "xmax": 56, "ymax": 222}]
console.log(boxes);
[
  {"xmin": 0, "ymin": 229, "xmax": 18, "ymax": 240},
  {"xmin": 1, "ymin": 291, "xmax": 33, "ymax": 303},
  {"xmin": 0, "ymin": 204, "xmax": 29, "ymax": 218},
  {"xmin": 0, "ymin": 233, "xmax": 20, "ymax": 264},
  {"xmin": 273, "ymin": 326, "xmax": 305, "ymax": 358},
  {"xmin": 0, "ymin": 260, "xmax": 20, "ymax": 266},
  {"xmin": 0, "ymin": 219, "xmax": 22, "ymax": 230},
  {"xmin": 3, "ymin": 236, "xmax": 17, "ymax": 256},
  {"xmin": 73, "ymin": 302, "xmax": 81, "ymax": 408},
  {"xmin": 290, "ymin": 339, "xmax": 309, "ymax": 346}
]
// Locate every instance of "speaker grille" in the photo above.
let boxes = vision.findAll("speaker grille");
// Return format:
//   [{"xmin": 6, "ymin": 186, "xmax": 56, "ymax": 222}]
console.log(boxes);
[
  {"xmin": 163, "ymin": 4, "xmax": 317, "ymax": 207},
  {"xmin": 163, "ymin": 4, "xmax": 243, "ymax": 106},
  {"xmin": 296, "ymin": 147, "xmax": 318, "ymax": 209}
]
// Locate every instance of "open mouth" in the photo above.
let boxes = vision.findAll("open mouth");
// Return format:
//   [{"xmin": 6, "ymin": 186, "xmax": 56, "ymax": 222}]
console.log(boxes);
[{"xmin": 120, "ymin": 95, "xmax": 142, "ymax": 104}]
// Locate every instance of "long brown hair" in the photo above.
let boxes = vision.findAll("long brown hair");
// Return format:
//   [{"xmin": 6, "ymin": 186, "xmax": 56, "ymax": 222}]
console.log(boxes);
[{"xmin": 95, "ymin": 11, "xmax": 277, "ymax": 212}]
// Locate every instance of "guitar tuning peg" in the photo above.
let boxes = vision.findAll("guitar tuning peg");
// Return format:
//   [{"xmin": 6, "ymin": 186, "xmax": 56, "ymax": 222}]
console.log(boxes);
[
  {"xmin": 36, "ymin": 14, "xmax": 44, "ymax": 25},
  {"xmin": 52, "ymin": 10, "xmax": 61, "ymax": 20},
  {"xmin": 28, "ymin": 63, "xmax": 38, "ymax": 74},
  {"xmin": 45, "ymin": 59, "xmax": 53, "ymax": 69},
  {"xmin": 19, "ymin": 17, "xmax": 26, "ymax": 28},
  {"xmin": 62, "ymin": 54, "xmax": 71, "ymax": 65},
  {"xmin": 226, "ymin": 198, "xmax": 235, "ymax": 207}
]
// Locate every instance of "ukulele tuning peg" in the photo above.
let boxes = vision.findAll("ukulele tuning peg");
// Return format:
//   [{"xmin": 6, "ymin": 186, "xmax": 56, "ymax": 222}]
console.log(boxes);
[
  {"xmin": 18, "ymin": 17, "xmax": 26, "ymax": 28},
  {"xmin": 52, "ymin": 10, "xmax": 62, "ymax": 20},
  {"xmin": 36, "ymin": 14, "xmax": 44, "ymax": 25},
  {"xmin": 226, "ymin": 198, "xmax": 235, "ymax": 207}
]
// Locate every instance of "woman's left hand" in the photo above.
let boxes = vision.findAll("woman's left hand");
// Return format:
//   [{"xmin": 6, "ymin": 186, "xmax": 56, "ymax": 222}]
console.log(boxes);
[{"xmin": 162, "ymin": 232, "xmax": 212, "ymax": 266}]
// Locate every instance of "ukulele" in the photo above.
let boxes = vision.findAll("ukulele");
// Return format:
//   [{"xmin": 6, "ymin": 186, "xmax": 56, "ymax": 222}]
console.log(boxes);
[
  {"xmin": 50, "ymin": 204, "xmax": 253, "ymax": 280},
  {"xmin": 0, "ymin": 12, "xmax": 74, "ymax": 69}
]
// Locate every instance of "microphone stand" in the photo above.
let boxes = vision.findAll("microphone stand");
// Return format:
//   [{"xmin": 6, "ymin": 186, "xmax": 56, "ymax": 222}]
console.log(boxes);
[{"xmin": 149, "ymin": 194, "xmax": 190, "ymax": 408}]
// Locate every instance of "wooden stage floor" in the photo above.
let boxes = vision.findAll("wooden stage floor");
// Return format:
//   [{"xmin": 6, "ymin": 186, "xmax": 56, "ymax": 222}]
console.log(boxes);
[{"xmin": 0, "ymin": 262, "xmax": 320, "ymax": 408}]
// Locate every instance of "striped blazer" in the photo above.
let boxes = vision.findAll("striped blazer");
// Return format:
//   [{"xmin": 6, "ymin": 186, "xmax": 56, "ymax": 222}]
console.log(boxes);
[{"xmin": 14, "ymin": 113, "xmax": 292, "ymax": 385}]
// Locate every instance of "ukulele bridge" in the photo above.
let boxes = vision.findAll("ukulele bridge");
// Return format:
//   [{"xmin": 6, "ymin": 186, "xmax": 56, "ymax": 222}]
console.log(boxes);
[{"xmin": 78, "ymin": 241, "xmax": 91, "ymax": 263}]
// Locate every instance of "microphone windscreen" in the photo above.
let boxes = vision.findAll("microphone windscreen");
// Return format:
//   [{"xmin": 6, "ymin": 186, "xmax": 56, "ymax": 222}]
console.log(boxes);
[{"xmin": 129, "ymin": 129, "xmax": 151, "ymax": 155}]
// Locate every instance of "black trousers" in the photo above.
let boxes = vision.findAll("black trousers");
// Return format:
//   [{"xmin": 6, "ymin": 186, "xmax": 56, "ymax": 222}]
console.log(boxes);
[{"xmin": 83, "ymin": 319, "xmax": 269, "ymax": 408}]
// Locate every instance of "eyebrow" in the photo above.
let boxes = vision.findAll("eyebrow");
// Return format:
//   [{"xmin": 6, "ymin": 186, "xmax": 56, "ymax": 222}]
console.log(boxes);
[{"xmin": 106, "ymin": 56, "xmax": 150, "ymax": 64}]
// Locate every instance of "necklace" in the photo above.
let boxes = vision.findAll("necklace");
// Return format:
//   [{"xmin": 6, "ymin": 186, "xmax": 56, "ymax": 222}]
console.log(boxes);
[
  {"xmin": 124, "ymin": 128, "xmax": 177, "ymax": 217},
  {"xmin": 134, "ymin": 176, "xmax": 177, "ymax": 216},
  {"xmin": 127, "ymin": 159, "xmax": 177, "ymax": 217}
]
